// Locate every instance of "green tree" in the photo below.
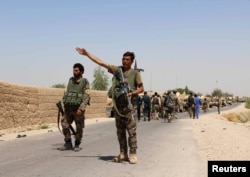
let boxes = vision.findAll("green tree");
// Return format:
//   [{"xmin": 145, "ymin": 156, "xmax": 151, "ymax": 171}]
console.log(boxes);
[
  {"xmin": 51, "ymin": 83, "xmax": 66, "ymax": 88},
  {"xmin": 176, "ymin": 88, "xmax": 184, "ymax": 94},
  {"xmin": 184, "ymin": 86, "xmax": 190, "ymax": 94},
  {"xmin": 211, "ymin": 88, "xmax": 223, "ymax": 97},
  {"xmin": 223, "ymin": 92, "xmax": 233, "ymax": 98},
  {"xmin": 91, "ymin": 66, "xmax": 110, "ymax": 90}
]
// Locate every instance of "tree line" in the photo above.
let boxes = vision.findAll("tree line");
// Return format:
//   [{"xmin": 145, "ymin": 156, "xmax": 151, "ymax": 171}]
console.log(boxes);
[{"xmin": 52, "ymin": 66, "xmax": 234, "ymax": 98}]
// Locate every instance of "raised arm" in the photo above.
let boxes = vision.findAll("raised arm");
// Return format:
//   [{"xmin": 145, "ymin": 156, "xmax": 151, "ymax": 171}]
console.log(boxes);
[{"xmin": 75, "ymin": 47, "xmax": 110, "ymax": 70}]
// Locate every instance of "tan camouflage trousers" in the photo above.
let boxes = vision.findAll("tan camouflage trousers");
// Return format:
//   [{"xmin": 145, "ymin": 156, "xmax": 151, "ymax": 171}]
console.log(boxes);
[
  {"xmin": 217, "ymin": 105, "xmax": 220, "ymax": 114},
  {"xmin": 188, "ymin": 106, "xmax": 195, "ymax": 118},
  {"xmin": 61, "ymin": 109, "xmax": 85, "ymax": 143},
  {"xmin": 114, "ymin": 106, "xmax": 137, "ymax": 154},
  {"xmin": 152, "ymin": 104, "xmax": 160, "ymax": 119}
]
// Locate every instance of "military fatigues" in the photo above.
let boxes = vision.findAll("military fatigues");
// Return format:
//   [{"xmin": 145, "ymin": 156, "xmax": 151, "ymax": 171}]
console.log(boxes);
[
  {"xmin": 61, "ymin": 77, "xmax": 90, "ymax": 149},
  {"xmin": 164, "ymin": 93, "xmax": 179, "ymax": 122},
  {"xmin": 187, "ymin": 95, "xmax": 195, "ymax": 119},
  {"xmin": 142, "ymin": 94, "xmax": 151, "ymax": 121},
  {"xmin": 217, "ymin": 98, "xmax": 221, "ymax": 114},
  {"xmin": 151, "ymin": 96, "xmax": 161, "ymax": 120},
  {"xmin": 202, "ymin": 99, "xmax": 208, "ymax": 112},
  {"xmin": 108, "ymin": 65, "xmax": 142, "ymax": 155}
]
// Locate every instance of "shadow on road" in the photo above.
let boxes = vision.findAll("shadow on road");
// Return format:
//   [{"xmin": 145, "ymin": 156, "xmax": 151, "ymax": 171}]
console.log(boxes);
[{"xmin": 60, "ymin": 155, "xmax": 116, "ymax": 162}]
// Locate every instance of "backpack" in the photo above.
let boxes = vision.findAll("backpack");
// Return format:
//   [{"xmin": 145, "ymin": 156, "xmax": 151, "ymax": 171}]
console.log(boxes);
[
  {"xmin": 153, "ymin": 96, "xmax": 159, "ymax": 105},
  {"xmin": 165, "ymin": 93, "xmax": 176, "ymax": 108}
]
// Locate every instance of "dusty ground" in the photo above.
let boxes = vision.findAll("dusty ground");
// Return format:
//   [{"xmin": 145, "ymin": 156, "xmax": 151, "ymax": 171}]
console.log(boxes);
[
  {"xmin": 0, "ymin": 118, "xmax": 114, "ymax": 141},
  {"xmin": 193, "ymin": 103, "xmax": 250, "ymax": 173}
]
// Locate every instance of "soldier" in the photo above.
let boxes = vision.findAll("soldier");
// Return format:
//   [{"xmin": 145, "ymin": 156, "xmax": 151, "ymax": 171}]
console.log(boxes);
[
  {"xmin": 202, "ymin": 98, "xmax": 208, "ymax": 112},
  {"xmin": 58, "ymin": 63, "xmax": 90, "ymax": 152},
  {"xmin": 142, "ymin": 91, "xmax": 151, "ymax": 121},
  {"xmin": 172, "ymin": 90, "xmax": 179, "ymax": 119},
  {"xmin": 160, "ymin": 93, "xmax": 167, "ymax": 118},
  {"xmin": 136, "ymin": 95, "xmax": 142, "ymax": 122},
  {"xmin": 217, "ymin": 97, "xmax": 221, "ymax": 114},
  {"xmin": 163, "ymin": 91, "xmax": 170, "ymax": 120},
  {"xmin": 151, "ymin": 92, "xmax": 161, "ymax": 120},
  {"xmin": 76, "ymin": 47, "xmax": 144, "ymax": 164},
  {"xmin": 187, "ymin": 92, "xmax": 195, "ymax": 119},
  {"xmin": 164, "ymin": 90, "xmax": 179, "ymax": 123}
]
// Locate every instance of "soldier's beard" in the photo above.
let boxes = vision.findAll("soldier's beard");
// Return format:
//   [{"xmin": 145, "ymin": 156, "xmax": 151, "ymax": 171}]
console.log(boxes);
[{"xmin": 74, "ymin": 73, "xmax": 81, "ymax": 79}]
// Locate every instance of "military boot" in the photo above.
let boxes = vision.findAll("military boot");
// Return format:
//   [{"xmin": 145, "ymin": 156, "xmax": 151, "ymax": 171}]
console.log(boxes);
[
  {"xmin": 58, "ymin": 139, "xmax": 73, "ymax": 151},
  {"xmin": 112, "ymin": 152, "xmax": 129, "ymax": 162},
  {"xmin": 129, "ymin": 153, "xmax": 137, "ymax": 164},
  {"xmin": 74, "ymin": 141, "xmax": 81, "ymax": 152}
]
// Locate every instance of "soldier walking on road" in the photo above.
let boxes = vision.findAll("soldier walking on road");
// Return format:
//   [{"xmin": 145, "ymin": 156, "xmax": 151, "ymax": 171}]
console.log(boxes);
[
  {"xmin": 164, "ymin": 90, "xmax": 179, "ymax": 123},
  {"xmin": 151, "ymin": 92, "xmax": 161, "ymax": 120},
  {"xmin": 58, "ymin": 63, "xmax": 90, "ymax": 152},
  {"xmin": 187, "ymin": 92, "xmax": 195, "ymax": 119},
  {"xmin": 202, "ymin": 98, "xmax": 208, "ymax": 112},
  {"xmin": 142, "ymin": 91, "xmax": 151, "ymax": 121},
  {"xmin": 76, "ymin": 47, "xmax": 144, "ymax": 164},
  {"xmin": 217, "ymin": 97, "xmax": 221, "ymax": 114},
  {"xmin": 136, "ymin": 95, "xmax": 142, "ymax": 121}
]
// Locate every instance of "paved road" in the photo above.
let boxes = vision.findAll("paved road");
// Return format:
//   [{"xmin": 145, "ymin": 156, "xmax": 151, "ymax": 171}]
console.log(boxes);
[{"xmin": 0, "ymin": 105, "xmax": 237, "ymax": 177}]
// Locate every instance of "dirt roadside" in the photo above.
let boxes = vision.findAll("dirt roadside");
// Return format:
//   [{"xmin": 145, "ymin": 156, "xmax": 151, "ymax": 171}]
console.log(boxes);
[
  {"xmin": 0, "ymin": 118, "xmax": 114, "ymax": 141},
  {"xmin": 193, "ymin": 103, "xmax": 250, "ymax": 173}
]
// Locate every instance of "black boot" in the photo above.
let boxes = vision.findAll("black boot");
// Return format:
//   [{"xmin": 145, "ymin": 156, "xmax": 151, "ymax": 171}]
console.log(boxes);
[
  {"xmin": 74, "ymin": 141, "xmax": 81, "ymax": 152},
  {"xmin": 58, "ymin": 139, "xmax": 73, "ymax": 151}
]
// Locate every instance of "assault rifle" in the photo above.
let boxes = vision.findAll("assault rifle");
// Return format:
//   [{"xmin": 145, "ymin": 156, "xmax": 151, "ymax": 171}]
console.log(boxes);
[
  {"xmin": 115, "ymin": 67, "xmax": 135, "ymax": 121},
  {"xmin": 135, "ymin": 68, "xmax": 144, "ymax": 72},
  {"xmin": 56, "ymin": 101, "xmax": 76, "ymax": 135}
]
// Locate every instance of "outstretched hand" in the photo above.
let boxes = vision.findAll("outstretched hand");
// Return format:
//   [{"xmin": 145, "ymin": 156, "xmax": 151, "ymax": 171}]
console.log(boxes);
[{"xmin": 76, "ymin": 47, "xmax": 87, "ymax": 55}]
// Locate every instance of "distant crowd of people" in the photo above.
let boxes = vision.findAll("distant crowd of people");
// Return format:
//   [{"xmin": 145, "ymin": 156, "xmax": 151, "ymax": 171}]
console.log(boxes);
[
  {"xmin": 136, "ymin": 90, "xmax": 179, "ymax": 123},
  {"xmin": 136, "ymin": 91, "xmax": 222, "ymax": 123}
]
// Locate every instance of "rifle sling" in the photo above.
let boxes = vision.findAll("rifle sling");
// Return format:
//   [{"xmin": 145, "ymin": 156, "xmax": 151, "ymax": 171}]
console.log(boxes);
[{"xmin": 57, "ymin": 110, "xmax": 63, "ymax": 134}]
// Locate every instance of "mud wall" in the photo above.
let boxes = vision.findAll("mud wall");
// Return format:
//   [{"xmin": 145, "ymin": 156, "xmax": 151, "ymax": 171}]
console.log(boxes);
[{"xmin": 0, "ymin": 81, "xmax": 108, "ymax": 131}]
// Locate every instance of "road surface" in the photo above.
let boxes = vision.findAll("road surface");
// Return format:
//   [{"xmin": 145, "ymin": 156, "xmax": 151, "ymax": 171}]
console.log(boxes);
[{"xmin": 0, "ymin": 106, "xmax": 234, "ymax": 177}]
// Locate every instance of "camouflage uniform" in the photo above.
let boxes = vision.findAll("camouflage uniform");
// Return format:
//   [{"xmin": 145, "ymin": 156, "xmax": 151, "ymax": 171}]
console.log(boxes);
[
  {"xmin": 61, "ymin": 77, "xmax": 90, "ymax": 150},
  {"xmin": 217, "ymin": 98, "xmax": 221, "ymax": 114},
  {"xmin": 164, "ymin": 92, "xmax": 179, "ymax": 123},
  {"xmin": 142, "ymin": 92, "xmax": 151, "ymax": 121},
  {"xmin": 202, "ymin": 98, "xmax": 208, "ymax": 112},
  {"xmin": 187, "ymin": 93, "xmax": 195, "ymax": 119},
  {"xmin": 151, "ymin": 93, "xmax": 161, "ymax": 120},
  {"xmin": 108, "ymin": 65, "xmax": 142, "ymax": 156}
]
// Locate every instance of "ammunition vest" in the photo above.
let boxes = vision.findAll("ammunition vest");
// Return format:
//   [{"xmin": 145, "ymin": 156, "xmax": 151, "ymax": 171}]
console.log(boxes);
[{"xmin": 63, "ymin": 77, "xmax": 86, "ymax": 110}]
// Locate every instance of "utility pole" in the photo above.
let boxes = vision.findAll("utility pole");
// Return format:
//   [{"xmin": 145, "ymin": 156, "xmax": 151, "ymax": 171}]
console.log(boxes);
[{"xmin": 150, "ymin": 72, "xmax": 152, "ymax": 92}]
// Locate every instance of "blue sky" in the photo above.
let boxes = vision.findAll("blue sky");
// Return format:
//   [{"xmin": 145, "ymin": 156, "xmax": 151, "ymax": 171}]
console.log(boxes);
[{"xmin": 0, "ymin": 0, "xmax": 249, "ymax": 97}]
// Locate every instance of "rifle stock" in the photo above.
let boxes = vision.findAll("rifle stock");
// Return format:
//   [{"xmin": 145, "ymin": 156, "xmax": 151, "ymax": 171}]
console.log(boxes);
[{"xmin": 56, "ymin": 101, "xmax": 76, "ymax": 135}]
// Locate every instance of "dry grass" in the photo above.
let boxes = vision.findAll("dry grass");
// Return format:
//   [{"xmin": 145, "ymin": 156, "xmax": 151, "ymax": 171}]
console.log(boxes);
[
  {"xmin": 222, "ymin": 111, "xmax": 250, "ymax": 123},
  {"xmin": 26, "ymin": 124, "xmax": 49, "ymax": 131},
  {"xmin": 245, "ymin": 98, "xmax": 250, "ymax": 109}
]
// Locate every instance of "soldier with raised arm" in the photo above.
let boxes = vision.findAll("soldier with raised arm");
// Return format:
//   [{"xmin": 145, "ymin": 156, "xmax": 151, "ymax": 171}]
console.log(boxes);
[{"xmin": 76, "ymin": 47, "xmax": 144, "ymax": 164}]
